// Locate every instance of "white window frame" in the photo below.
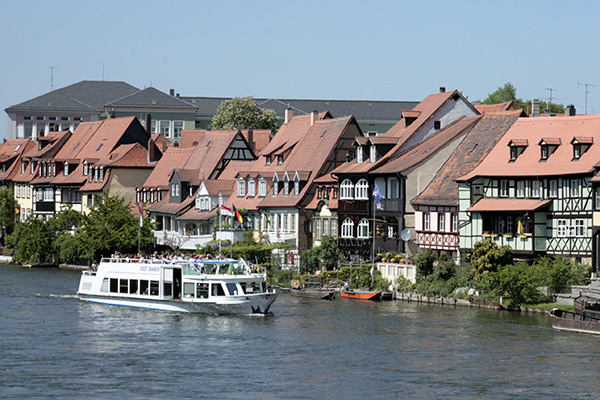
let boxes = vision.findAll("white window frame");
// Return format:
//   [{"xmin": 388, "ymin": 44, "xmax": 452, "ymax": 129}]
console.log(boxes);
[
  {"xmin": 575, "ymin": 219, "xmax": 585, "ymax": 237},
  {"xmin": 549, "ymin": 180, "xmax": 558, "ymax": 198},
  {"xmin": 356, "ymin": 146, "xmax": 363, "ymax": 163},
  {"xmin": 516, "ymin": 181, "xmax": 525, "ymax": 198},
  {"xmin": 341, "ymin": 218, "xmax": 354, "ymax": 238},
  {"xmin": 438, "ymin": 213, "xmax": 445, "ymax": 232},
  {"xmin": 237, "ymin": 179, "xmax": 246, "ymax": 197},
  {"xmin": 340, "ymin": 179, "xmax": 354, "ymax": 200},
  {"xmin": 315, "ymin": 218, "xmax": 322, "ymax": 239},
  {"xmin": 370, "ymin": 145, "xmax": 376, "ymax": 162},
  {"xmin": 259, "ymin": 179, "xmax": 267, "ymax": 197},
  {"xmin": 500, "ymin": 180, "xmax": 509, "ymax": 197},
  {"xmin": 355, "ymin": 179, "xmax": 369, "ymax": 200},
  {"xmin": 452, "ymin": 213, "xmax": 458, "ymax": 232},
  {"xmin": 173, "ymin": 121, "xmax": 184, "ymax": 139},
  {"xmin": 570, "ymin": 179, "xmax": 579, "ymax": 198},
  {"xmin": 294, "ymin": 179, "xmax": 300, "ymax": 196},
  {"xmin": 357, "ymin": 218, "xmax": 370, "ymax": 239},
  {"xmin": 424, "ymin": 212, "xmax": 430, "ymax": 231},
  {"xmin": 248, "ymin": 179, "xmax": 256, "ymax": 197},
  {"xmin": 531, "ymin": 180, "xmax": 541, "ymax": 198},
  {"xmin": 557, "ymin": 219, "xmax": 567, "ymax": 237}
]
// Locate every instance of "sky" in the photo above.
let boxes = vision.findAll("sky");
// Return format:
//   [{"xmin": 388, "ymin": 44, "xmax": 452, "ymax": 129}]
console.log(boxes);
[{"xmin": 2, "ymin": 1, "xmax": 600, "ymax": 139}]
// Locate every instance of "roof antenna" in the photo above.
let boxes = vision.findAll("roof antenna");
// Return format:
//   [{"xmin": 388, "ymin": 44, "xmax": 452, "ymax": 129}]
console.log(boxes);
[
  {"xmin": 49, "ymin": 66, "xmax": 58, "ymax": 91},
  {"xmin": 577, "ymin": 81, "xmax": 598, "ymax": 115},
  {"xmin": 544, "ymin": 87, "xmax": 559, "ymax": 113}
]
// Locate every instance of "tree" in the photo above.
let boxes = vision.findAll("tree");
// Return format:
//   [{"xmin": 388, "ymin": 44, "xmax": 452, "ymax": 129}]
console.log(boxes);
[
  {"xmin": 211, "ymin": 96, "xmax": 281, "ymax": 133},
  {"xmin": 6, "ymin": 217, "xmax": 54, "ymax": 263},
  {"xmin": 0, "ymin": 187, "xmax": 18, "ymax": 245},
  {"xmin": 413, "ymin": 248, "xmax": 436, "ymax": 278},
  {"xmin": 482, "ymin": 82, "xmax": 565, "ymax": 114},
  {"xmin": 470, "ymin": 239, "xmax": 513, "ymax": 280},
  {"xmin": 489, "ymin": 262, "xmax": 541, "ymax": 309},
  {"xmin": 77, "ymin": 193, "xmax": 154, "ymax": 260}
]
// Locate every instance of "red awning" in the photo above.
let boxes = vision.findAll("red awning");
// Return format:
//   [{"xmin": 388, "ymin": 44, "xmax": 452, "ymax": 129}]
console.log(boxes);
[{"xmin": 467, "ymin": 198, "xmax": 551, "ymax": 212}]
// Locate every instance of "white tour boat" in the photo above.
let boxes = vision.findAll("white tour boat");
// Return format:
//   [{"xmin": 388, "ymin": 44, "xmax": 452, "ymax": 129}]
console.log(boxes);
[{"xmin": 78, "ymin": 257, "xmax": 277, "ymax": 315}]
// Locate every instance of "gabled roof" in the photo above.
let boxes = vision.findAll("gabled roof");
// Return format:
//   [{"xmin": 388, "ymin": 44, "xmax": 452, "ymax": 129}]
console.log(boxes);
[
  {"xmin": 24, "ymin": 131, "xmax": 71, "ymax": 160},
  {"xmin": 105, "ymin": 86, "xmax": 197, "ymax": 110},
  {"xmin": 147, "ymin": 193, "xmax": 195, "ymax": 216},
  {"xmin": 5, "ymin": 81, "xmax": 139, "ymax": 113},
  {"xmin": 95, "ymin": 143, "xmax": 155, "ymax": 168},
  {"xmin": 474, "ymin": 101, "xmax": 521, "ymax": 114},
  {"xmin": 458, "ymin": 115, "xmax": 600, "ymax": 181},
  {"xmin": 141, "ymin": 147, "xmax": 195, "ymax": 189},
  {"xmin": 0, "ymin": 139, "xmax": 36, "ymax": 181},
  {"xmin": 412, "ymin": 113, "xmax": 521, "ymax": 206},
  {"xmin": 200, "ymin": 180, "xmax": 235, "ymax": 196},
  {"xmin": 372, "ymin": 116, "xmax": 481, "ymax": 175}
]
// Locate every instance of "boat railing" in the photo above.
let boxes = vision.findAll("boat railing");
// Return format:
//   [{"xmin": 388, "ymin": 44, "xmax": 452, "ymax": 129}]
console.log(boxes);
[{"xmin": 98, "ymin": 257, "xmax": 266, "ymax": 277}]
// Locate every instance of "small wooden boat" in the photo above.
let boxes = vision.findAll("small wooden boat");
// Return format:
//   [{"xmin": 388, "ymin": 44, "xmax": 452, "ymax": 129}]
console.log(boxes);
[
  {"xmin": 574, "ymin": 294, "xmax": 600, "ymax": 319},
  {"xmin": 381, "ymin": 291, "xmax": 396, "ymax": 300},
  {"xmin": 290, "ymin": 288, "xmax": 336, "ymax": 300},
  {"xmin": 339, "ymin": 289, "xmax": 381, "ymax": 301},
  {"xmin": 549, "ymin": 308, "xmax": 600, "ymax": 335}
]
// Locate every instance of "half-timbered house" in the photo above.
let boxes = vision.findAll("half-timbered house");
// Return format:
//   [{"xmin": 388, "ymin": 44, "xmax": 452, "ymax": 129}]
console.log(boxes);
[{"xmin": 457, "ymin": 113, "xmax": 600, "ymax": 265}]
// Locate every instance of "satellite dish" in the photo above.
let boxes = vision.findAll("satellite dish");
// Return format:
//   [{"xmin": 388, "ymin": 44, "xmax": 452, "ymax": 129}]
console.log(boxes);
[{"xmin": 400, "ymin": 229, "xmax": 412, "ymax": 241}]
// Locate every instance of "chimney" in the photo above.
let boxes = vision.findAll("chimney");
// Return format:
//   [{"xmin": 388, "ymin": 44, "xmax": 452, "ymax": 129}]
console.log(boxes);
[
  {"xmin": 145, "ymin": 113, "xmax": 152, "ymax": 136},
  {"xmin": 439, "ymin": 86, "xmax": 446, "ymax": 93},
  {"xmin": 566, "ymin": 104, "xmax": 576, "ymax": 116},
  {"xmin": 310, "ymin": 110, "xmax": 319, "ymax": 126},
  {"xmin": 162, "ymin": 137, "xmax": 167, "ymax": 153},
  {"xmin": 176, "ymin": 93, "xmax": 180, "ymax": 98},
  {"xmin": 284, "ymin": 107, "xmax": 293, "ymax": 124},
  {"xmin": 532, "ymin": 99, "xmax": 540, "ymax": 117},
  {"xmin": 148, "ymin": 138, "xmax": 157, "ymax": 163},
  {"xmin": 170, "ymin": 88, "xmax": 175, "ymax": 96},
  {"xmin": 247, "ymin": 128, "xmax": 254, "ymax": 151}
]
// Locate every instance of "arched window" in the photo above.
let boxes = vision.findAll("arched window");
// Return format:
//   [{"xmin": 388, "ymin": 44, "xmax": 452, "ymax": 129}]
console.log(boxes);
[
  {"xmin": 340, "ymin": 179, "xmax": 354, "ymax": 200},
  {"xmin": 341, "ymin": 218, "xmax": 354, "ymax": 238},
  {"xmin": 355, "ymin": 179, "xmax": 369, "ymax": 200},
  {"xmin": 357, "ymin": 218, "xmax": 370, "ymax": 238}
]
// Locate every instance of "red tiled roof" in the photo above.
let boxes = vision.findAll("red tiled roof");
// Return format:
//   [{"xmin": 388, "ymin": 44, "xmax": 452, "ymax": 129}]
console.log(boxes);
[
  {"xmin": 540, "ymin": 138, "xmax": 561, "ymax": 146},
  {"xmin": 474, "ymin": 101, "xmax": 519, "ymax": 114},
  {"xmin": 0, "ymin": 139, "xmax": 36, "ymax": 181},
  {"xmin": 372, "ymin": 116, "xmax": 481, "ymax": 174},
  {"xmin": 147, "ymin": 194, "xmax": 195, "ymax": 215},
  {"xmin": 80, "ymin": 170, "xmax": 111, "ymax": 192},
  {"xmin": 51, "ymin": 163, "xmax": 87, "ymax": 185},
  {"xmin": 95, "ymin": 143, "xmax": 154, "ymax": 168},
  {"xmin": 141, "ymin": 147, "xmax": 195, "ymax": 189},
  {"xmin": 175, "ymin": 207, "xmax": 217, "ymax": 221},
  {"xmin": 412, "ymin": 113, "xmax": 521, "ymax": 206},
  {"xmin": 467, "ymin": 198, "xmax": 551, "ymax": 212},
  {"xmin": 458, "ymin": 115, "xmax": 600, "ymax": 181}
]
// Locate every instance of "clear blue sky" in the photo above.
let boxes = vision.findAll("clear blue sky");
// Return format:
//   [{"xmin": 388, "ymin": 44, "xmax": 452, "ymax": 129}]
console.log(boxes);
[{"xmin": 2, "ymin": 1, "xmax": 599, "ymax": 139}]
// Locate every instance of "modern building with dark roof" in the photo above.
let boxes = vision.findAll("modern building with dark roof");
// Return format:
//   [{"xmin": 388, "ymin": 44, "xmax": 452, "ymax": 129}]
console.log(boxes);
[{"xmin": 6, "ymin": 80, "xmax": 418, "ymax": 141}]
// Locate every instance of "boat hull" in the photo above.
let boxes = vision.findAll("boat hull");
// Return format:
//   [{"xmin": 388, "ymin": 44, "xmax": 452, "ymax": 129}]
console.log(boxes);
[
  {"xmin": 549, "ymin": 308, "xmax": 600, "ymax": 335},
  {"xmin": 339, "ymin": 290, "xmax": 381, "ymax": 301},
  {"xmin": 290, "ymin": 289, "xmax": 335, "ymax": 300},
  {"xmin": 79, "ymin": 292, "xmax": 277, "ymax": 315}
]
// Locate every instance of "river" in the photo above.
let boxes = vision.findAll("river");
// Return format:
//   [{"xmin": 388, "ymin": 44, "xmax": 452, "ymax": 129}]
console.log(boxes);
[{"xmin": 1, "ymin": 264, "xmax": 599, "ymax": 399}]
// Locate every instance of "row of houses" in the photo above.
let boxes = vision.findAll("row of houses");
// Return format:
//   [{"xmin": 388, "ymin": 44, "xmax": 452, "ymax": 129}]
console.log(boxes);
[{"xmin": 3, "ymin": 84, "xmax": 600, "ymax": 278}]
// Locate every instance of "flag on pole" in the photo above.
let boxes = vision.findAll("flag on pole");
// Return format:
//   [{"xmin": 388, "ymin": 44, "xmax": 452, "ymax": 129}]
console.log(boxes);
[
  {"xmin": 232, "ymin": 204, "xmax": 243, "ymax": 223},
  {"xmin": 373, "ymin": 183, "xmax": 383, "ymax": 210},
  {"xmin": 137, "ymin": 204, "xmax": 144, "ymax": 227},
  {"xmin": 220, "ymin": 204, "xmax": 233, "ymax": 217}
]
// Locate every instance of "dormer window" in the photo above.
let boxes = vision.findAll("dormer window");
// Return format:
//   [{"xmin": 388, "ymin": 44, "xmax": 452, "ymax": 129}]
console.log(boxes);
[
  {"xmin": 541, "ymin": 145, "xmax": 548, "ymax": 160},
  {"xmin": 284, "ymin": 180, "xmax": 289, "ymax": 196},
  {"xmin": 370, "ymin": 145, "xmax": 376, "ymax": 163},
  {"xmin": 508, "ymin": 139, "xmax": 528, "ymax": 162},
  {"xmin": 571, "ymin": 137, "xmax": 592, "ymax": 161},
  {"xmin": 294, "ymin": 177, "xmax": 300, "ymax": 196},
  {"xmin": 277, "ymin": 155, "xmax": 283, "ymax": 165},
  {"xmin": 237, "ymin": 179, "xmax": 246, "ymax": 197},
  {"xmin": 248, "ymin": 179, "xmax": 256, "ymax": 197},
  {"xmin": 434, "ymin": 121, "xmax": 441, "ymax": 130},
  {"xmin": 258, "ymin": 178, "xmax": 267, "ymax": 196},
  {"xmin": 21, "ymin": 161, "xmax": 27, "ymax": 175},
  {"xmin": 357, "ymin": 146, "xmax": 363, "ymax": 163},
  {"xmin": 83, "ymin": 162, "xmax": 88, "ymax": 176},
  {"xmin": 266, "ymin": 155, "xmax": 271, "ymax": 166},
  {"xmin": 64, "ymin": 162, "xmax": 69, "ymax": 176}
]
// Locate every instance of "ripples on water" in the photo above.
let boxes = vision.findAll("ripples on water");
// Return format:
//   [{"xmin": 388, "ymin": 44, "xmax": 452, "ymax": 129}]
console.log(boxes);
[{"xmin": 2, "ymin": 264, "xmax": 600, "ymax": 399}]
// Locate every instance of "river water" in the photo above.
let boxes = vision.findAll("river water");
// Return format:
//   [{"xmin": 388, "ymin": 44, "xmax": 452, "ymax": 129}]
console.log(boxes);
[{"xmin": 1, "ymin": 264, "xmax": 600, "ymax": 400}]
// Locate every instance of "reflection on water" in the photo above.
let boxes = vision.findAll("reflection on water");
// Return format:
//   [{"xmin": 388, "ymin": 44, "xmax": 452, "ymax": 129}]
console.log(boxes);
[{"xmin": 2, "ymin": 264, "xmax": 600, "ymax": 399}]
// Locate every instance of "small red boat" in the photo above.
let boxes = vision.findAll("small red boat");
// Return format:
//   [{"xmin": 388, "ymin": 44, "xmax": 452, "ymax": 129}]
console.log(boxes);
[{"xmin": 339, "ymin": 289, "xmax": 381, "ymax": 301}]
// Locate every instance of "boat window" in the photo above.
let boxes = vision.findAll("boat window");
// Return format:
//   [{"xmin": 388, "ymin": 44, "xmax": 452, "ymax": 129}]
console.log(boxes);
[
  {"xmin": 196, "ymin": 283, "xmax": 209, "ymax": 298},
  {"xmin": 110, "ymin": 278, "xmax": 118, "ymax": 293},
  {"xmin": 183, "ymin": 282, "xmax": 195, "ymax": 298},
  {"xmin": 244, "ymin": 282, "xmax": 263, "ymax": 294},
  {"xmin": 226, "ymin": 283, "xmax": 238, "ymax": 296},
  {"xmin": 211, "ymin": 283, "xmax": 226, "ymax": 297},
  {"xmin": 119, "ymin": 279, "xmax": 128, "ymax": 294},
  {"xmin": 150, "ymin": 281, "xmax": 159, "ymax": 296},
  {"xmin": 140, "ymin": 280, "xmax": 149, "ymax": 295},
  {"xmin": 101, "ymin": 278, "xmax": 109, "ymax": 292},
  {"xmin": 129, "ymin": 280, "xmax": 138, "ymax": 294},
  {"xmin": 163, "ymin": 283, "xmax": 172, "ymax": 297}
]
